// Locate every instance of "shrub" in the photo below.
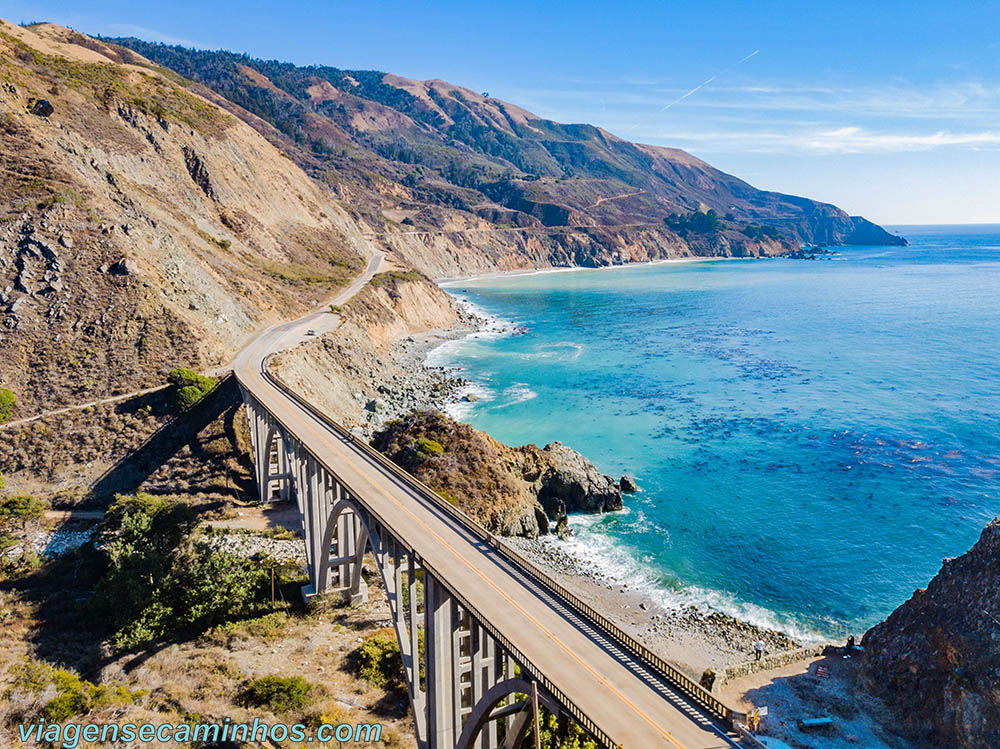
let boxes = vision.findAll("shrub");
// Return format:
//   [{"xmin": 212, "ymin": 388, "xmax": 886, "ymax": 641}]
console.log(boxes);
[
  {"xmin": 168, "ymin": 367, "xmax": 216, "ymax": 390},
  {"xmin": 89, "ymin": 493, "xmax": 270, "ymax": 651},
  {"xmin": 167, "ymin": 368, "xmax": 216, "ymax": 411},
  {"xmin": 205, "ymin": 611, "xmax": 290, "ymax": 645},
  {"xmin": 8, "ymin": 659, "xmax": 145, "ymax": 722},
  {"xmin": 175, "ymin": 384, "xmax": 205, "ymax": 410},
  {"xmin": 243, "ymin": 675, "xmax": 312, "ymax": 714},
  {"xmin": 356, "ymin": 628, "xmax": 403, "ymax": 690},
  {"xmin": 526, "ymin": 709, "xmax": 598, "ymax": 749},
  {"xmin": 0, "ymin": 387, "xmax": 14, "ymax": 422},
  {"xmin": 0, "ymin": 495, "xmax": 46, "ymax": 528},
  {"xmin": 414, "ymin": 437, "xmax": 444, "ymax": 454}
]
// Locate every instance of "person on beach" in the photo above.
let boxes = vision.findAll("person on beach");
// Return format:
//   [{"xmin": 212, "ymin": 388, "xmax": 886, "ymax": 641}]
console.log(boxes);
[{"xmin": 755, "ymin": 639, "xmax": 764, "ymax": 661}]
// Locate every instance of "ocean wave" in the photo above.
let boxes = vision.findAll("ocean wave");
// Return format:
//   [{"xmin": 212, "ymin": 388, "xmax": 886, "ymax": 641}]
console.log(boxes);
[
  {"xmin": 442, "ymin": 381, "xmax": 494, "ymax": 421},
  {"xmin": 489, "ymin": 383, "xmax": 537, "ymax": 409},
  {"xmin": 548, "ymin": 512, "xmax": 826, "ymax": 643}
]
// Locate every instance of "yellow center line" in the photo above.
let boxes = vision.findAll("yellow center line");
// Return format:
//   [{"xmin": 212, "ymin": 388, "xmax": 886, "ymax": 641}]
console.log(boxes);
[{"xmin": 245, "ymin": 336, "xmax": 685, "ymax": 749}]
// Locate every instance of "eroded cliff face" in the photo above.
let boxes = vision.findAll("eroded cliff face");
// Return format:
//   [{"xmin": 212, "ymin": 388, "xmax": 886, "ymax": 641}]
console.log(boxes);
[
  {"xmin": 371, "ymin": 410, "xmax": 623, "ymax": 537},
  {"xmin": 861, "ymin": 519, "xmax": 1000, "ymax": 747},
  {"xmin": 0, "ymin": 21, "xmax": 369, "ymax": 417},
  {"xmin": 378, "ymin": 222, "xmax": 786, "ymax": 279}
]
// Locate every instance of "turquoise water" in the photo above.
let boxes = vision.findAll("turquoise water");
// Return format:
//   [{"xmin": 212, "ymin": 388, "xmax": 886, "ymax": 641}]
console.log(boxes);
[{"xmin": 433, "ymin": 225, "xmax": 1000, "ymax": 638}]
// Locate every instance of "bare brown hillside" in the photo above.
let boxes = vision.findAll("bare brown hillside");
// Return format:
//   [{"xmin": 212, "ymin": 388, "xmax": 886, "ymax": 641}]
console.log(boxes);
[{"xmin": 0, "ymin": 20, "xmax": 371, "ymax": 418}]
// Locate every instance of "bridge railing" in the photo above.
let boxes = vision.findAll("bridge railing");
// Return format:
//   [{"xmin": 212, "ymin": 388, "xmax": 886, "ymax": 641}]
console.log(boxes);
[
  {"xmin": 253, "ymin": 358, "xmax": 744, "ymax": 729},
  {"xmin": 250, "ymin": 366, "xmax": 619, "ymax": 748}
]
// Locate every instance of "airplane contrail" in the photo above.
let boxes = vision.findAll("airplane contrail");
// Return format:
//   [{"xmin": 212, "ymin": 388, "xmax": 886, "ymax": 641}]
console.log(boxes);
[{"xmin": 660, "ymin": 49, "xmax": 759, "ymax": 111}]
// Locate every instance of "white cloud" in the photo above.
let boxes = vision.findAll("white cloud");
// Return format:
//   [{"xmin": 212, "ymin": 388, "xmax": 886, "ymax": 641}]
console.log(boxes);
[
  {"xmin": 625, "ymin": 126, "xmax": 1000, "ymax": 155},
  {"xmin": 804, "ymin": 127, "xmax": 1000, "ymax": 153}
]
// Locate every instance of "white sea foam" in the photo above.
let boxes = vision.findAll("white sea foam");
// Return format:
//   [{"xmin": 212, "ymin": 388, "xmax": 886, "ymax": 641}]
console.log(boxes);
[
  {"xmin": 489, "ymin": 383, "xmax": 537, "ymax": 409},
  {"xmin": 546, "ymin": 511, "xmax": 826, "ymax": 643},
  {"xmin": 438, "ymin": 255, "xmax": 732, "ymax": 286}
]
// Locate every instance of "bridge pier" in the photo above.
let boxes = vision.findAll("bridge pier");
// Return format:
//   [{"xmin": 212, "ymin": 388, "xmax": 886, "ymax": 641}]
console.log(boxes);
[{"xmin": 240, "ymin": 389, "xmax": 567, "ymax": 748}]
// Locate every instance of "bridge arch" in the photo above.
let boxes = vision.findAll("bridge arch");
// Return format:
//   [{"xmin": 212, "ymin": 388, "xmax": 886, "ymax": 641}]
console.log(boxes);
[{"xmin": 455, "ymin": 678, "xmax": 559, "ymax": 749}]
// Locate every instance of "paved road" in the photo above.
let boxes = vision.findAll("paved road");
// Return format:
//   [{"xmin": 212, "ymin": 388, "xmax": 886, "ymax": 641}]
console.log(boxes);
[{"xmin": 233, "ymin": 248, "xmax": 741, "ymax": 748}]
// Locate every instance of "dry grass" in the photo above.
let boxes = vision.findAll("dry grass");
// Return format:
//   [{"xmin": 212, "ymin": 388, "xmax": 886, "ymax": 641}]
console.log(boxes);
[{"xmin": 0, "ymin": 544, "xmax": 416, "ymax": 748}]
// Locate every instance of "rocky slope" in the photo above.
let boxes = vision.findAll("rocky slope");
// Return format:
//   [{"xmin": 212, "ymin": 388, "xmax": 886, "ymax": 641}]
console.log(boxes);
[
  {"xmin": 269, "ymin": 269, "xmax": 469, "ymax": 432},
  {"xmin": 861, "ymin": 519, "xmax": 1000, "ymax": 746},
  {"xmin": 0, "ymin": 20, "xmax": 370, "ymax": 417},
  {"xmin": 102, "ymin": 37, "xmax": 905, "ymax": 278},
  {"xmin": 371, "ymin": 410, "xmax": 624, "ymax": 537}
]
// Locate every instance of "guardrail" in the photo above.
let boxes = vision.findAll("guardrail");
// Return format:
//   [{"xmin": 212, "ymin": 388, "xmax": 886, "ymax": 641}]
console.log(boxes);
[
  {"xmin": 248, "ymin": 366, "xmax": 620, "ymax": 748},
  {"xmin": 251, "ymin": 358, "xmax": 745, "ymax": 731}
]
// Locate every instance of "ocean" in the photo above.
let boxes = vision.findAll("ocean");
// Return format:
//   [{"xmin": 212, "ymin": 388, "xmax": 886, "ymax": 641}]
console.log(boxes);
[{"xmin": 430, "ymin": 225, "xmax": 1000, "ymax": 640}]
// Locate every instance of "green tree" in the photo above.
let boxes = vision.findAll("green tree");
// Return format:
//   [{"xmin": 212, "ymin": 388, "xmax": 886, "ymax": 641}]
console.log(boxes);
[
  {"xmin": 0, "ymin": 495, "xmax": 46, "ymax": 529},
  {"xmin": 0, "ymin": 387, "xmax": 15, "ymax": 423},
  {"xmin": 89, "ymin": 493, "xmax": 270, "ymax": 651},
  {"xmin": 523, "ymin": 710, "xmax": 598, "ymax": 749},
  {"xmin": 356, "ymin": 628, "xmax": 404, "ymax": 690},
  {"xmin": 167, "ymin": 368, "xmax": 216, "ymax": 411}
]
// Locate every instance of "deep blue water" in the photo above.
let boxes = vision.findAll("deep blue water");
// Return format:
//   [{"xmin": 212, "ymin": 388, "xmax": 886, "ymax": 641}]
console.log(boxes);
[{"xmin": 432, "ymin": 225, "xmax": 1000, "ymax": 638}]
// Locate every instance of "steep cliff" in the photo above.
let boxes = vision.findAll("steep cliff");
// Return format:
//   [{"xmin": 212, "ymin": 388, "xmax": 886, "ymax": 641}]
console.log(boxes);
[
  {"xmin": 0, "ymin": 21, "xmax": 370, "ymax": 417},
  {"xmin": 861, "ymin": 520, "xmax": 1000, "ymax": 746},
  {"xmin": 269, "ymin": 269, "xmax": 465, "ymax": 429},
  {"xmin": 371, "ymin": 410, "xmax": 623, "ymax": 537}
]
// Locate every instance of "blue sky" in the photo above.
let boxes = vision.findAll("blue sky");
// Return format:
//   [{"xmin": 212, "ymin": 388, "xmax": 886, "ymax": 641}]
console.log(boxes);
[{"xmin": 5, "ymin": 0, "xmax": 999, "ymax": 224}]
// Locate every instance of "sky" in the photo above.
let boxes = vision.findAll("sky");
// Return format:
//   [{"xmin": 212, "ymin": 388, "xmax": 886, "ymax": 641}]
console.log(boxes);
[{"xmin": 4, "ymin": 0, "xmax": 999, "ymax": 224}]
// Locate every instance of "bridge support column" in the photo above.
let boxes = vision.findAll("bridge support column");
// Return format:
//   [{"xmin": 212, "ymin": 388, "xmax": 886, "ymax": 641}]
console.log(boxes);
[
  {"xmin": 426, "ymin": 574, "xmax": 457, "ymax": 747},
  {"xmin": 241, "ymin": 391, "xmax": 291, "ymax": 503}
]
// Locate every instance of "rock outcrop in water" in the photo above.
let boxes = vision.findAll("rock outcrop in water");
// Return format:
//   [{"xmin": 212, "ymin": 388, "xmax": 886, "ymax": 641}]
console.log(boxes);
[
  {"xmin": 861, "ymin": 519, "xmax": 1000, "ymax": 746},
  {"xmin": 371, "ymin": 410, "xmax": 623, "ymax": 537}
]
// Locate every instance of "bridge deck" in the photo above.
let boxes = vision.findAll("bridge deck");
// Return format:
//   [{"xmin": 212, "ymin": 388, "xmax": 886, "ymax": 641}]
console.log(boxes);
[{"xmin": 236, "ymin": 316, "xmax": 740, "ymax": 749}]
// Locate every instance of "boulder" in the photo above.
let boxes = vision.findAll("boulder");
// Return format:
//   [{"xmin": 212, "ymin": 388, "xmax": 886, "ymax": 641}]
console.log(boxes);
[
  {"xmin": 27, "ymin": 98, "xmax": 54, "ymax": 117},
  {"xmin": 538, "ymin": 441, "xmax": 623, "ymax": 514},
  {"xmin": 620, "ymin": 475, "xmax": 640, "ymax": 493},
  {"xmin": 102, "ymin": 257, "xmax": 139, "ymax": 276}
]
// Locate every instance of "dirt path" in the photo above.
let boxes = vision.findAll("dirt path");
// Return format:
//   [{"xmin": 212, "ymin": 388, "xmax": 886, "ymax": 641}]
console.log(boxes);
[
  {"xmin": 1, "ymin": 248, "xmax": 384, "ymax": 433},
  {"xmin": 0, "ymin": 384, "xmax": 171, "ymax": 432},
  {"xmin": 362, "ymin": 219, "xmax": 664, "ymax": 239},
  {"xmin": 586, "ymin": 189, "xmax": 645, "ymax": 209}
]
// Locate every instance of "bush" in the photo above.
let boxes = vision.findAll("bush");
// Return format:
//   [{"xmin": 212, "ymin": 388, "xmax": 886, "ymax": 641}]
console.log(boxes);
[
  {"xmin": 414, "ymin": 437, "xmax": 444, "ymax": 454},
  {"xmin": 526, "ymin": 709, "xmax": 599, "ymax": 749},
  {"xmin": 205, "ymin": 611, "xmax": 289, "ymax": 645},
  {"xmin": 0, "ymin": 495, "xmax": 46, "ymax": 528},
  {"xmin": 175, "ymin": 384, "xmax": 206, "ymax": 410},
  {"xmin": 89, "ymin": 493, "xmax": 271, "ymax": 651},
  {"xmin": 243, "ymin": 675, "xmax": 313, "ymax": 714},
  {"xmin": 8, "ymin": 659, "xmax": 145, "ymax": 722},
  {"xmin": 0, "ymin": 387, "xmax": 14, "ymax": 422},
  {"xmin": 167, "ymin": 368, "xmax": 216, "ymax": 411},
  {"xmin": 356, "ymin": 628, "xmax": 403, "ymax": 690}
]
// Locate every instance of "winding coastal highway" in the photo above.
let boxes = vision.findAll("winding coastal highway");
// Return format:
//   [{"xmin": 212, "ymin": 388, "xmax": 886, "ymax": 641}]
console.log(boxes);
[{"xmin": 232, "ymin": 248, "xmax": 744, "ymax": 748}]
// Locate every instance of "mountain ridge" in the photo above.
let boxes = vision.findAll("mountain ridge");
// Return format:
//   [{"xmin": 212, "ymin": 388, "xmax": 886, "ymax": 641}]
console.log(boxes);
[{"xmin": 97, "ymin": 36, "xmax": 907, "ymax": 259}]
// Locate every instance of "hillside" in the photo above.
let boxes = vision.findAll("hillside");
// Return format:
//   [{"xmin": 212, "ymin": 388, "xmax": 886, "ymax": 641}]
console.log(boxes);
[
  {"xmin": 99, "ymin": 38, "xmax": 905, "ymax": 266},
  {"xmin": 0, "ymin": 21, "xmax": 371, "ymax": 417},
  {"xmin": 861, "ymin": 520, "xmax": 1000, "ymax": 746}
]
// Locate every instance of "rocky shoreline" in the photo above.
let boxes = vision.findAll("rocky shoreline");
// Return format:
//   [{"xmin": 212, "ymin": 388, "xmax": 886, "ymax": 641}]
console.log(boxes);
[
  {"xmin": 385, "ymin": 301, "xmax": 806, "ymax": 678},
  {"xmin": 347, "ymin": 304, "xmax": 483, "ymax": 440},
  {"xmin": 506, "ymin": 536, "xmax": 800, "ymax": 677}
]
